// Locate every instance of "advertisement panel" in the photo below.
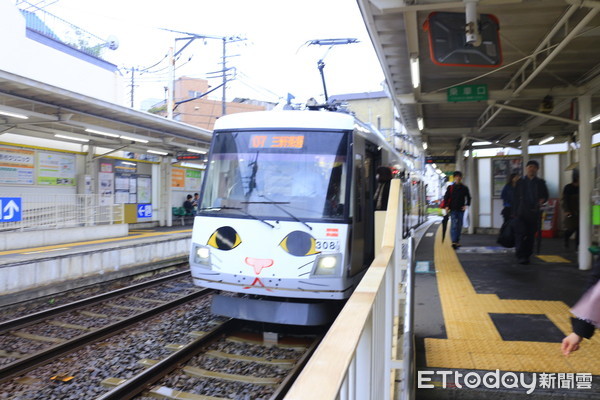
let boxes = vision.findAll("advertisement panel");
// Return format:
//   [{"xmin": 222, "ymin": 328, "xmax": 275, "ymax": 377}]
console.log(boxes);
[{"xmin": 0, "ymin": 147, "xmax": 34, "ymax": 184}]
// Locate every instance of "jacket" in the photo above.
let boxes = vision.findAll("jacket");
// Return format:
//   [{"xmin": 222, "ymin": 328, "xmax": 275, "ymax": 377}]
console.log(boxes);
[
  {"xmin": 572, "ymin": 259, "xmax": 600, "ymax": 339},
  {"xmin": 561, "ymin": 183, "xmax": 579, "ymax": 231},
  {"xmin": 443, "ymin": 183, "xmax": 471, "ymax": 211},
  {"xmin": 512, "ymin": 176, "xmax": 549, "ymax": 219}
]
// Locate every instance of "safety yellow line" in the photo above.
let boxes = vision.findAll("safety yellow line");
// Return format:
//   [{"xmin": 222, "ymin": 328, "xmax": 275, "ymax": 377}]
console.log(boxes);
[
  {"xmin": 425, "ymin": 223, "xmax": 600, "ymax": 373},
  {"xmin": 0, "ymin": 229, "xmax": 192, "ymax": 256}
]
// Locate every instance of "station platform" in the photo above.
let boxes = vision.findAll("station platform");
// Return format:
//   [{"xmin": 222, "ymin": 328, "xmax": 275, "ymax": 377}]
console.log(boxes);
[
  {"xmin": 0, "ymin": 225, "xmax": 192, "ymax": 306},
  {"xmin": 414, "ymin": 219, "xmax": 600, "ymax": 399}
]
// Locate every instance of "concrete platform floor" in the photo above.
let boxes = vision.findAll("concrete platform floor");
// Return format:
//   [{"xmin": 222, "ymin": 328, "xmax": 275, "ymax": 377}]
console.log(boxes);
[{"xmin": 414, "ymin": 220, "xmax": 600, "ymax": 399}]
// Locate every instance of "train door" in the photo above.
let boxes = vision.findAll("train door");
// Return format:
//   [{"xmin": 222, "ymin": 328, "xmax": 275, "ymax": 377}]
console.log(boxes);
[{"xmin": 349, "ymin": 135, "xmax": 376, "ymax": 276}]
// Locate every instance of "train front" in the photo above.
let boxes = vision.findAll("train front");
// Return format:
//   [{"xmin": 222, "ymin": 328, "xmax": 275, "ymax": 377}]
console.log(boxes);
[{"xmin": 189, "ymin": 119, "xmax": 352, "ymax": 325}]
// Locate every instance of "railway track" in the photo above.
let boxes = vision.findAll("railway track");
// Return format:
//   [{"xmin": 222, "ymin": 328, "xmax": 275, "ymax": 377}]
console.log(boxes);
[
  {"xmin": 0, "ymin": 263, "xmax": 190, "ymax": 323},
  {"xmin": 0, "ymin": 271, "xmax": 210, "ymax": 383},
  {"xmin": 99, "ymin": 323, "xmax": 321, "ymax": 400},
  {"xmin": 1, "ymin": 271, "xmax": 323, "ymax": 400}
]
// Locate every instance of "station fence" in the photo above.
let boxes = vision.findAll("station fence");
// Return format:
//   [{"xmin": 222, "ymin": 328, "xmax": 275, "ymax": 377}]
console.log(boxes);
[
  {"xmin": 285, "ymin": 179, "xmax": 415, "ymax": 400},
  {"xmin": 0, "ymin": 194, "xmax": 124, "ymax": 233}
]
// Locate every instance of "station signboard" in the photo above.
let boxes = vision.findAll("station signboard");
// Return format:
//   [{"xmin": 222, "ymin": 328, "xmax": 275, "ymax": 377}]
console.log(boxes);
[
  {"xmin": 447, "ymin": 84, "xmax": 488, "ymax": 102},
  {"xmin": 137, "ymin": 204, "xmax": 152, "ymax": 218},
  {"xmin": 0, "ymin": 197, "xmax": 22, "ymax": 222}
]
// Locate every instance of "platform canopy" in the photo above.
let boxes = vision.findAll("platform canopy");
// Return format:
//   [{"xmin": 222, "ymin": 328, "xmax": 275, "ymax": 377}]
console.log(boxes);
[
  {"xmin": 357, "ymin": 0, "xmax": 600, "ymax": 157},
  {"xmin": 0, "ymin": 69, "xmax": 212, "ymax": 157}
]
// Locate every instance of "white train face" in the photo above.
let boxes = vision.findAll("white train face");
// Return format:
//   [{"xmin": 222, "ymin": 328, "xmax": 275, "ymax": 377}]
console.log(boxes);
[{"xmin": 190, "ymin": 216, "xmax": 348, "ymax": 294}]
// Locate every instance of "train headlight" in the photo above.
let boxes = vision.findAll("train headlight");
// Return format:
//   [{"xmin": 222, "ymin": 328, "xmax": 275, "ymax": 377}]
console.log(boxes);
[
  {"xmin": 312, "ymin": 254, "xmax": 341, "ymax": 276},
  {"xmin": 194, "ymin": 245, "xmax": 211, "ymax": 266}
]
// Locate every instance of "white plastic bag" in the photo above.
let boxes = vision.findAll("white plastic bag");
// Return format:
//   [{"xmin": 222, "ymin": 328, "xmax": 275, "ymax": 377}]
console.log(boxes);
[{"xmin": 462, "ymin": 207, "xmax": 470, "ymax": 228}]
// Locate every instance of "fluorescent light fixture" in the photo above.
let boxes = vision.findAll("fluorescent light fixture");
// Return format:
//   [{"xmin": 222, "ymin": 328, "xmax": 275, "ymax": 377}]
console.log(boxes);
[
  {"xmin": 147, "ymin": 149, "xmax": 168, "ymax": 156},
  {"xmin": 539, "ymin": 136, "xmax": 554, "ymax": 145},
  {"xmin": 85, "ymin": 128, "xmax": 120, "ymax": 138},
  {"xmin": 431, "ymin": 163, "xmax": 437, "ymax": 169},
  {"xmin": 122, "ymin": 161, "xmax": 136, "ymax": 166},
  {"xmin": 590, "ymin": 114, "xmax": 600, "ymax": 123},
  {"xmin": 120, "ymin": 135, "xmax": 149, "ymax": 143},
  {"xmin": 187, "ymin": 148, "xmax": 207, "ymax": 154},
  {"xmin": 410, "ymin": 56, "xmax": 420, "ymax": 89},
  {"xmin": 472, "ymin": 141, "xmax": 492, "ymax": 146},
  {"xmin": 180, "ymin": 162, "xmax": 205, "ymax": 169},
  {"xmin": 417, "ymin": 117, "xmax": 424, "ymax": 131},
  {"xmin": 0, "ymin": 110, "xmax": 28, "ymax": 119},
  {"xmin": 422, "ymin": 142, "xmax": 428, "ymax": 150},
  {"xmin": 54, "ymin": 134, "xmax": 89, "ymax": 143}
]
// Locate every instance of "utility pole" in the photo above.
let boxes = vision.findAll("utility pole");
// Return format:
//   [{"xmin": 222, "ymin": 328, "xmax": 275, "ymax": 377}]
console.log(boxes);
[
  {"xmin": 160, "ymin": 28, "xmax": 245, "ymax": 119},
  {"xmin": 222, "ymin": 37, "xmax": 227, "ymax": 116},
  {"xmin": 130, "ymin": 67, "xmax": 135, "ymax": 108},
  {"xmin": 167, "ymin": 46, "xmax": 174, "ymax": 119}
]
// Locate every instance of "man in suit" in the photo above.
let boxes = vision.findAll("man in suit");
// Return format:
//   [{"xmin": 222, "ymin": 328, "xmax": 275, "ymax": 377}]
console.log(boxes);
[{"xmin": 512, "ymin": 160, "xmax": 549, "ymax": 264}]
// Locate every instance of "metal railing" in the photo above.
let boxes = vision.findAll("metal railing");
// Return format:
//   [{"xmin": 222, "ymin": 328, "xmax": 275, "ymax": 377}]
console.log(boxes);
[
  {"xmin": 18, "ymin": 6, "xmax": 110, "ymax": 60},
  {"xmin": 284, "ymin": 179, "xmax": 415, "ymax": 400},
  {"xmin": 0, "ymin": 194, "xmax": 124, "ymax": 232}
]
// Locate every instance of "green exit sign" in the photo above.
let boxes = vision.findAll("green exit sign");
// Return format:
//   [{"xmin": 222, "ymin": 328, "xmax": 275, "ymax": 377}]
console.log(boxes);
[{"xmin": 447, "ymin": 84, "xmax": 488, "ymax": 102}]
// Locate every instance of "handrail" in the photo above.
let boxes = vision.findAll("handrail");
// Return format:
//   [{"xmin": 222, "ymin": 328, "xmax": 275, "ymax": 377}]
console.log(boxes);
[
  {"xmin": 284, "ymin": 179, "xmax": 415, "ymax": 400},
  {"xmin": 0, "ymin": 194, "xmax": 124, "ymax": 232}
]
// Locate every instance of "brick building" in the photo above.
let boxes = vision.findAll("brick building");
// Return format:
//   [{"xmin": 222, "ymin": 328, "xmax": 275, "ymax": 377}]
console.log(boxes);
[{"xmin": 150, "ymin": 76, "xmax": 275, "ymax": 131}]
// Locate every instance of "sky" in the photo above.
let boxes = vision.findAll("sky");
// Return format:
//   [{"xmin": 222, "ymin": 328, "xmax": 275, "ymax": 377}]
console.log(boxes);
[{"xmin": 42, "ymin": 0, "xmax": 386, "ymax": 109}]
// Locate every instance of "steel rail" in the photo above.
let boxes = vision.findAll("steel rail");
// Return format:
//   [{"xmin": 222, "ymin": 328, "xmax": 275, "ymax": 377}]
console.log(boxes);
[
  {"xmin": 268, "ymin": 335, "xmax": 322, "ymax": 400},
  {"xmin": 0, "ymin": 267, "xmax": 190, "ymax": 334},
  {"xmin": 98, "ymin": 322, "xmax": 322, "ymax": 400},
  {"xmin": 97, "ymin": 319, "xmax": 237, "ymax": 400},
  {"xmin": 0, "ymin": 287, "xmax": 211, "ymax": 383}
]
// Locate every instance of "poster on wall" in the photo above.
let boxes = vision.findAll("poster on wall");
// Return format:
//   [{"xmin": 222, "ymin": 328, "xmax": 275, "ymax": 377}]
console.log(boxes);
[
  {"xmin": 98, "ymin": 172, "xmax": 114, "ymax": 205},
  {"xmin": 186, "ymin": 169, "xmax": 202, "ymax": 191},
  {"xmin": 129, "ymin": 177, "xmax": 137, "ymax": 194},
  {"xmin": 492, "ymin": 158, "xmax": 523, "ymax": 197},
  {"xmin": 137, "ymin": 175, "xmax": 152, "ymax": 204},
  {"xmin": 0, "ymin": 146, "xmax": 35, "ymax": 184},
  {"xmin": 114, "ymin": 174, "xmax": 130, "ymax": 191},
  {"xmin": 492, "ymin": 159, "xmax": 508, "ymax": 197},
  {"xmin": 37, "ymin": 152, "xmax": 76, "ymax": 185},
  {"xmin": 171, "ymin": 168, "xmax": 185, "ymax": 188},
  {"xmin": 115, "ymin": 190, "xmax": 129, "ymax": 204}
]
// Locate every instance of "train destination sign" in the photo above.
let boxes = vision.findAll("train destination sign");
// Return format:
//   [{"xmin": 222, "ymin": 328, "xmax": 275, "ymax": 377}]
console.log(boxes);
[
  {"xmin": 447, "ymin": 84, "xmax": 488, "ymax": 102},
  {"xmin": 426, "ymin": 156, "xmax": 456, "ymax": 164},
  {"xmin": 176, "ymin": 152, "xmax": 203, "ymax": 161},
  {"xmin": 250, "ymin": 134, "xmax": 305, "ymax": 149}
]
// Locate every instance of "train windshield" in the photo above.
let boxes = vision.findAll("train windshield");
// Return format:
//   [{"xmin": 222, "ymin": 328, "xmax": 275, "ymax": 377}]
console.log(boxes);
[{"xmin": 200, "ymin": 130, "xmax": 349, "ymax": 220}]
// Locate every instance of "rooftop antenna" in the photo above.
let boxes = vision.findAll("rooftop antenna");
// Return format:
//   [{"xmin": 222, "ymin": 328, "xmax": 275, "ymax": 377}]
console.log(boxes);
[{"xmin": 306, "ymin": 38, "xmax": 359, "ymax": 102}]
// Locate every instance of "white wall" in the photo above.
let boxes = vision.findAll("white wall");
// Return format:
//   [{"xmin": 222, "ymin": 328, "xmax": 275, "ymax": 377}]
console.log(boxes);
[{"xmin": 0, "ymin": 0, "xmax": 126, "ymax": 105}]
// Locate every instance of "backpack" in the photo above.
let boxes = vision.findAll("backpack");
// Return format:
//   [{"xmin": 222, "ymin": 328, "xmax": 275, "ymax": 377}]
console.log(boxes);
[{"xmin": 440, "ymin": 185, "xmax": 454, "ymax": 208}]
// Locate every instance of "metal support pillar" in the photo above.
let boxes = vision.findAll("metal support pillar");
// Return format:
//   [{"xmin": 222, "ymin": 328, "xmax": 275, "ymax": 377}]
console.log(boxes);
[
  {"xmin": 467, "ymin": 149, "xmax": 476, "ymax": 234},
  {"xmin": 521, "ymin": 131, "xmax": 529, "ymax": 169},
  {"xmin": 578, "ymin": 95, "xmax": 592, "ymax": 270},
  {"xmin": 160, "ymin": 157, "xmax": 173, "ymax": 227}
]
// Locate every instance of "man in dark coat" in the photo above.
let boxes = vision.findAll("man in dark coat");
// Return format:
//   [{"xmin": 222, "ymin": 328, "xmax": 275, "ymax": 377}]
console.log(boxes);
[
  {"xmin": 561, "ymin": 169, "xmax": 579, "ymax": 249},
  {"xmin": 511, "ymin": 160, "xmax": 549, "ymax": 264},
  {"xmin": 443, "ymin": 171, "xmax": 471, "ymax": 249}
]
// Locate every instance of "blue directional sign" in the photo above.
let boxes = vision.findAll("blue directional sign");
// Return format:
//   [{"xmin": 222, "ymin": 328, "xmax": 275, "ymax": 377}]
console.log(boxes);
[
  {"xmin": 0, "ymin": 197, "xmax": 22, "ymax": 222},
  {"xmin": 137, "ymin": 204, "xmax": 152, "ymax": 218}
]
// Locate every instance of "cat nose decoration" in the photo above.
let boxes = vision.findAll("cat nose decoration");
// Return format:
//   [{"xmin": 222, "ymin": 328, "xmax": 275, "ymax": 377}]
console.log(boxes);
[{"xmin": 245, "ymin": 257, "xmax": 274, "ymax": 275}]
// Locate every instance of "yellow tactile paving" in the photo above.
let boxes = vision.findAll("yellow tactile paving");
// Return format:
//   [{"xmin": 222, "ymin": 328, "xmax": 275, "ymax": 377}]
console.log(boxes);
[
  {"xmin": 427, "ymin": 223, "xmax": 600, "ymax": 374},
  {"xmin": 536, "ymin": 255, "xmax": 572, "ymax": 263}
]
